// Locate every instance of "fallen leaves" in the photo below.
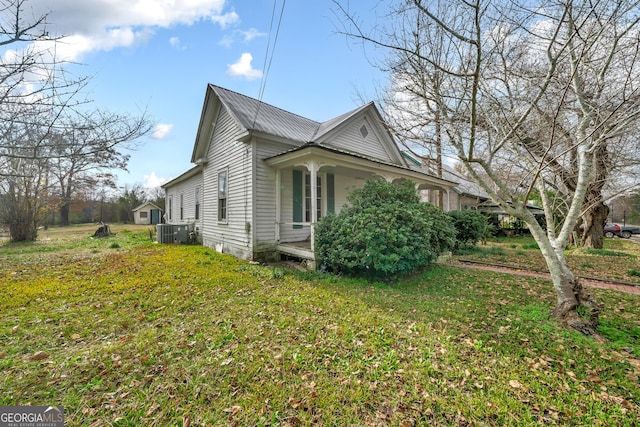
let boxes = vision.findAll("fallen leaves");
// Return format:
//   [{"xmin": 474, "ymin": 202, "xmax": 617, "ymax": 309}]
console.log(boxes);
[
  {"xmin": 223, "ymin": 405, "xmax": 242, "ymax": 415},
  {"xmin": 29, "ymin": 351, "xmax": 50, "ymax": 361},
  {"xmin": 509, "ymin": 379, "xmax": 523, "ymax": 389}
]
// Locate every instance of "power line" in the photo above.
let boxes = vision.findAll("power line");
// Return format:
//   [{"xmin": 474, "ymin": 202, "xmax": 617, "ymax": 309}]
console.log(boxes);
[{"xmin": 251, "ymin": 0, "xmax": 287, "ymax": 129}]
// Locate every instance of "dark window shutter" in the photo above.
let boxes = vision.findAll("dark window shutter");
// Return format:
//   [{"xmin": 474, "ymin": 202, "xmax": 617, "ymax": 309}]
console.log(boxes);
[
  {"xmin": 292, "ymin": 170, "xmax": 303, "ymax": 229},
  {"xmin": 327, "ymin": 173, "xmax": 335, "ymax": 214}
]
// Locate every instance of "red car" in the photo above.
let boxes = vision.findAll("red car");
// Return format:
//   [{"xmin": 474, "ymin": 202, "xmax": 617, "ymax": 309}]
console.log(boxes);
[{"xmin": 604, "ymin": 222, "xmax": 621, "ymax": 238}]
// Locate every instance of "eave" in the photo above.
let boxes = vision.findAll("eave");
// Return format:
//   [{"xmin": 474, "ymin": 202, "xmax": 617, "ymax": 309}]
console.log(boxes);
[{"xmin": 265, "ymin": 144, "xmax": 458, "ymax": 190}]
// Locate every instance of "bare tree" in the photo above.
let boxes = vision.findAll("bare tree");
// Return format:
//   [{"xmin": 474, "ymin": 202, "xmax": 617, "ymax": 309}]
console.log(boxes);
[
  {"xmin": 0, "ymin": 0, "xmax": 152, "ymax": 239},
  {"xmin": 0, "ymin": 148, "xmax": 52, "ymax": 241},
  {"xmin": 118, "ymin": 184, "xmax": 147, "ymax": 223},
  {"xmin": 335, "ymin": 0, "xmax": 640, "ymax": 333},
  {"xmin": 147, "ymin": 186, "xmax": 166, "ymax": 211},
  {"xmin": 48, "ymin": 110, "xmax": 152, "ymax": 226},
  {"xmin": 0, "ymin": 0, "xmax": 90, "ymax": 147}
]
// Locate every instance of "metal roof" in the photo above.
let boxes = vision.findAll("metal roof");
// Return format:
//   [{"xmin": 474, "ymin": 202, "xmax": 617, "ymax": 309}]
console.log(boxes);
[
  {"xmin": 160, "ymin": 165, "xmax": 202, "ymax": 189},
  {"xmin": 210, "ymin": 85, "xmax": 376, "ymax": 144},
  {"xmin": 211, "ymin": 85, "xmax": 320, "ymax": 142}
]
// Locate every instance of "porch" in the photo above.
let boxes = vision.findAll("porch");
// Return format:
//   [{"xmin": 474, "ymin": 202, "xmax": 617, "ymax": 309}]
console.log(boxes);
[
  {"xmin": 276, "ymin": 233, "xmax": 315, "ymax": 268},
  {"xmin": 265, "ymin": 144, "xmax": 457, "ymax": 269}
]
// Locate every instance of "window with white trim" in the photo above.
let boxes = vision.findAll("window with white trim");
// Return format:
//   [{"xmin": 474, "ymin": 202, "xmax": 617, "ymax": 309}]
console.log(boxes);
[
  {"xmin": 195, "ymin": 186, "xmax": 201, "ymax": 220},
  {"xmin": 218, "ymin": 169, "xmax": 228, "ymax": 222}
]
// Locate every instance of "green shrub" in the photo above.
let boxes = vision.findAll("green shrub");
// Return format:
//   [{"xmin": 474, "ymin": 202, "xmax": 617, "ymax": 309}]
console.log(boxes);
[
  {"xmin": 446, "ymin": 209, "xmax": 490, "ymax": 250},
  {"xmin": 315, "ymin": 179, "xmax": 455, "ymax": 277}
]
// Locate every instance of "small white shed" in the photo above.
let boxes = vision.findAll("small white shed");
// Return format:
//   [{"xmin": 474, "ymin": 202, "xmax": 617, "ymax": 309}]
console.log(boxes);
[{"xmin": 132, "ymin": 202, "xmax": 163, "ymax": 225}]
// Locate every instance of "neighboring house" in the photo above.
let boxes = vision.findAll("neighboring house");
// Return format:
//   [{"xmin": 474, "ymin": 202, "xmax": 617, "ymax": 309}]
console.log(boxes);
[
  {"xmin": 132, "ymin": 202, "xmax": 163, "ymax": 225},
  {"xmin": 162, "ymin": 84, "xmax": 459, "ymax": 268},
  {"xmin": 478, "ymin": 201, "xmax": 546, "ymax": 235},
  {"xmin": 406, "ymin": 155, "xmax": 490, "ymax": 210}
]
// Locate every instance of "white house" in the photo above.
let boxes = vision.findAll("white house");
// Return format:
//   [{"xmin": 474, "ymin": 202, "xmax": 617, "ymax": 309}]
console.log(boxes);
[
  {"xmin": 162, "ymin": 84, "xmax": 461, "ymax": 267},
  {"xmin": 132, "ymin": 202, "xmax": 163, "ymax": 225}
]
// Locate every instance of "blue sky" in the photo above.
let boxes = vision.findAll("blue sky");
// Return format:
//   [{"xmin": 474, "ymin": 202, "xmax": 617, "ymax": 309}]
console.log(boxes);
[{"xmin": 23, "ymin": 0, "xmax": 388, "ymax": 191}]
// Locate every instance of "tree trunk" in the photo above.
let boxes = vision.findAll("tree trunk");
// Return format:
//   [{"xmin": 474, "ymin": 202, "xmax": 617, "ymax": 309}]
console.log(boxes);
[
  {"xmin": 60, "ymin": 201, "xmax": 70, "ymax": 226},
  {"xmin": 580, "ymin": 144, "xmax": 610, "ymax": 249},
  {"xmin": 580, "ymin": 198, "xmax": 609, "ymax": 249},
  {"xmin": 549, "ymin": 273, "xmax": 603, "ymax": 336},
  {"xmin": 529, "ymin": 217, "xmax": 602, "ymax": 336},
  {"xmin": 435, "ymin": 109, "xmax": 444, "ymax": 209}
]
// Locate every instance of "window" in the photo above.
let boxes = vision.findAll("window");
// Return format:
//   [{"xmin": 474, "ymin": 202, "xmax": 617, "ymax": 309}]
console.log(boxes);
[
  {"xmin": 180, "ymin": 193, "xmax": 184, "ymax": 221},
  {"xmin": 292, "ymin": 170, "xmax": 303, "ymax": 228},
  {"xmin": 305, "ymin": 174, "xmax": 322, "ymax": 222},
  {"xmin": 360, "ymin": 124, "xmax": 369, "ymax": 139},
  {"xmin": 195, "ymin": 186, "xmax": 201, "ymax": 220},
  {"xmin": 168, "ymin": 196, "xmax": 173, "ymax": 221},
  {"xmin": 140, "ymin": 211, "xmax": 148, "ymax": 219},
  {"xmin": 292, "ymin": 171, "xmax": 334, "ymax": 228},
  {"xmin": 218, "ymin": 169, "xmax": 228, "ymax": 221}
]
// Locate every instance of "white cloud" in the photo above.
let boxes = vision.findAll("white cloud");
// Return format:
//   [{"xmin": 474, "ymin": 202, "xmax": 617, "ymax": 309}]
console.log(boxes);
[
  {"xmin": 241, "ymin": 28, "xmax": 266, "ymax": 42},
  {"xmin": 227, "ymin": 53, "xmax": 263, "ymax": 80},
  {"xmin": 143, "ymin": 172, "xmax": 168, "ymax": 189},
  {"xmin": 211, "ymin": 10, "xmax": 240, "ymax": 29},
  {"xmin": 218, "ymin": 28, "xmax": 267, "ymax": 48},
  {"xmin": 22, "ymin": 0, "xmax": 236, "ymax": 61},
  {"xmin": 152, "ymin": 123, "xmax": 174, "ymax": 139},
  {"xmin": 40, "ymin": 27, "xmax": 155, "ymax": 62},
  {"xmin": 218, "ymin": 35, "xmax": 234, "ymax": 48}
]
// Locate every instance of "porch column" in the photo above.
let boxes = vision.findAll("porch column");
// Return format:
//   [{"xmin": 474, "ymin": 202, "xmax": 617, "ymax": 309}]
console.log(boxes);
[
  {"xmin": 379, "ymin": 173, "xmax": 395, "ymax": 183},
  {"xmin": 275, "ymin": 168, "xmax": 281, "ymax": 243},
  {"xmin": 414, "ymin": 183, "xmax": 422, "ymax": 200},
  {"xmin": 309, "ymin": 161, "xmax": 319, "ymax": 253}
]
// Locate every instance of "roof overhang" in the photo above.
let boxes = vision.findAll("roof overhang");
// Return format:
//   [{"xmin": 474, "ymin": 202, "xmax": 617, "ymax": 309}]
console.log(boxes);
[
  {"xmin": 478, "ymin": 202, "xmax": 545, "ymax": 215},
  {"xmin": 265, "ymin": 144, "xmax": 458, "ymax": 190},
  {"xmin": 161, "ymin": 165, "xmax": 203, "ymax": 189},
  {"xmin": 132, "ymin": 202, "xmax": 162, "ymax": 212}
]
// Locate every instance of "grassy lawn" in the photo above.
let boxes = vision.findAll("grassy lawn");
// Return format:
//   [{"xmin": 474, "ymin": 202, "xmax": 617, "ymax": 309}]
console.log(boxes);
[
  {"xmin": 1, "ymin": 227, "xmax": 639, "ymax": 426},
  {"xmin": 453, "ymin": 235, "xmax": 640, "ymax": 284}
]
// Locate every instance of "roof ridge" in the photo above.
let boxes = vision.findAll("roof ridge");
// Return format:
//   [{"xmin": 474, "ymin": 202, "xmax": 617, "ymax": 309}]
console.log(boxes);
[
  {"xmin": 209, "ymin": 84, "xmax": 321, "ymax": 128},
  {"xmin": 311, "ymin": 101, "xmax": 374, "ymax": 141}
]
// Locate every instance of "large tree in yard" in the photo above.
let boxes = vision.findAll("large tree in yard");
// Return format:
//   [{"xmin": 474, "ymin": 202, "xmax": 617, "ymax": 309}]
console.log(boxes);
[
  {"xmin": 49, "ymin": 110, "xmax": 151, "ymax": 226},
  {"xmin": 335, "ymin": 0, "xmax": 640, "ymax": 333},
  {"xmin": 0, "ymin": 0, "xmax": 151, "ymax": 238}
]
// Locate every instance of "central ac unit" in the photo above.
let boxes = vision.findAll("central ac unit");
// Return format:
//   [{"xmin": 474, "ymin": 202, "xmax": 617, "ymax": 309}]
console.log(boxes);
[{"xmin": 157, "ymin": 224, "xmax": 190, "ymax": 244}]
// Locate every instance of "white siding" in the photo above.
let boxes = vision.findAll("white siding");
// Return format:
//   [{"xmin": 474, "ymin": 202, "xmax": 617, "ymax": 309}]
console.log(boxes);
[
  {"xmin": 133, "ymin": 203, "xmax": 161, "ymax": 225},
  {"xmin": 254, "ymin": 140, "xmax": 284, "ymax": 252},
  {"xmin": 201, "ymin": 107, "xmax": 254, "ymax": 259},
  {"xmin": 165, "ymin": 173, "xmax": 204, "ymax": 235},
  {"xmin": 277, "ymin": 168, "xmax": 309, "ymax": 243},
  {"xmin": 324, "ymin": 115, "xmax": 395, "ymax": 163},
  {"xmin": 334, "ymin": 174, "xmax": 363, "ymax": 212}
]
